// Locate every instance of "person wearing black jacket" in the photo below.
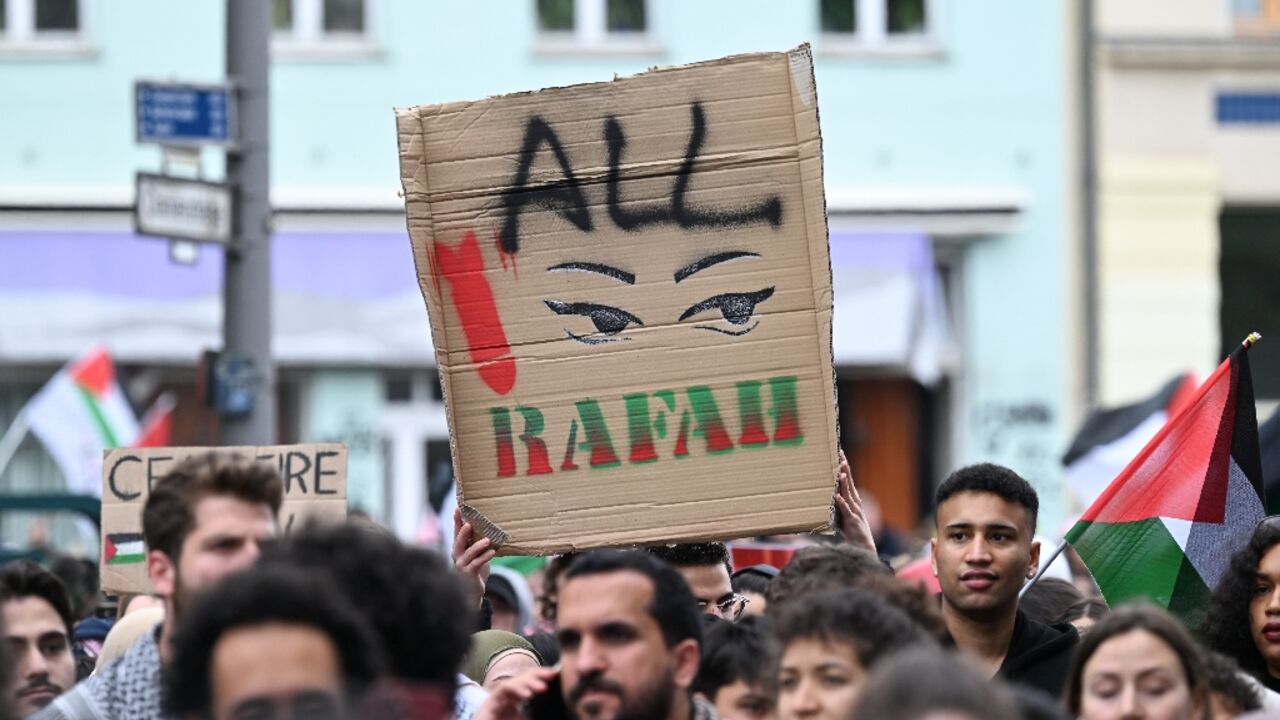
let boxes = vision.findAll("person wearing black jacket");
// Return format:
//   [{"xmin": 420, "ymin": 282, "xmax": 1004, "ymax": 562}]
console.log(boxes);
[{"xmin": 930, "ymin": 463, "xmax": 1078, "ymax": 698}]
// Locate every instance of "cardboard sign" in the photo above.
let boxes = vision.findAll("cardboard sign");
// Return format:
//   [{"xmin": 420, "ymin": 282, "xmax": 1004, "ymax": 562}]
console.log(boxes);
[
  {"xmin": 100, "ymin": 444, "xmax": 348, "ymax": 594},
  {"xmin": 395, "ymin": 46, "xmax": 837, "ymax": 554}
]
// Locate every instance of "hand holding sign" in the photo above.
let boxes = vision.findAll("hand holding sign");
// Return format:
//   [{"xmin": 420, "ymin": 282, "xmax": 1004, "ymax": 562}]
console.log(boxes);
[
  {"xmin": 397, "ymin": 45, "xmax": 837, "ymax": 553},
  {"xmin": 833, "ymin": 449, "xmax": 878, "ymax": 555},
  {"xmin": 453, "ymin": 507, "xmax": 496, "ymax": 609}
]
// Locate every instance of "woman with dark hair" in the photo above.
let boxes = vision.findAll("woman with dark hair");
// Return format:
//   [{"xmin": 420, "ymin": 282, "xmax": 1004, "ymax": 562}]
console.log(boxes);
[
  {"xmin": 1204, "ymin": 521, "xmax": 1280, "ymax": 692},
  {"xmin": 1065, "ymin": 604, "xmax": 1210, "ymax": 720}
]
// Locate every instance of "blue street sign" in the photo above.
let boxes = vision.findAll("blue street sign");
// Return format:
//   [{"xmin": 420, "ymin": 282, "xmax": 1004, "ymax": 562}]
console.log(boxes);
[{"xmin": 135, "ymin": 81, "xmax": 238, "ymax": 148}]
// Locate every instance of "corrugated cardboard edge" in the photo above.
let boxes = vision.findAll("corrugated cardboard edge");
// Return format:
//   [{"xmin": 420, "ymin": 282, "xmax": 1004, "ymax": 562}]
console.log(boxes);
[
  {"xmin": 460, "ymin": 503, "xmax": 510, "ymax": 547},
  {"xmin": 785, "ymin": 44, "xmax": 841, "ymax": 535},
  {"xmin": 395, "ymin": 104, "xmax": 476, "ymax": 545},
  {"xmin": 394, "ymin": 46, "xmax": 824, "ymax": 122},
  {"xmin": 394, "ymin": 44, "xmax": 841, "ymax": 550}
]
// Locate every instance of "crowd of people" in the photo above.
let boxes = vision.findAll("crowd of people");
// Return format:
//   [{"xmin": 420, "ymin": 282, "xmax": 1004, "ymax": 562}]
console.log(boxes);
[{"xmin": 0, "ymin": 453, "xmax": 1276, "ymax": 719}]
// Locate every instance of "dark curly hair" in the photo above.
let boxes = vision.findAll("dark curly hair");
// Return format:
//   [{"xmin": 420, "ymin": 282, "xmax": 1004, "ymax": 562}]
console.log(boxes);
[
  {"xmin": 1203, "ymin": 522, "xmax": 1280, "ymax": 679},
  {"xmin": 771, "ymin": 588, "xmax": 934, "ymax": 670},
  {"xmin": 260, "ymin": 520, "xmax": 472, "ymax": 688},
  {"xmin": 935, "ymin": 463, "xmax": 1039, "ymax": 536},
  {"xmin": 1201, "ymin": 650, "xmax": 1262, "ymax": 715},
  {"xmin": 694, "ymin": 615, "xmax": 774, "ymax": 699},
  {"xmin": 764, "ymin": 545, "xmax": 889, "ymax": 612},
  {"xmin": 646, "ymin": 543, "xmax": 732, "ymax": 577},
  {"xmin": 165, "ymin": 564, "xmax": 382, "ymax": 717}
]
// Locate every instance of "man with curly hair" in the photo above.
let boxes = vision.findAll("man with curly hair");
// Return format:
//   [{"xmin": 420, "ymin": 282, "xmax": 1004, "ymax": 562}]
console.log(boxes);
[{"xmin": 771, "ymin": 587, "xmax": 934, "ymax": 720}]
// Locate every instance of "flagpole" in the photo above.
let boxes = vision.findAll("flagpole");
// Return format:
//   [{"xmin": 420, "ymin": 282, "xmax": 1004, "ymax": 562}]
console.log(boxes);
[
  {"xmin": 0, "ymin": 408, "xmax": 30, "ymax": 484},
  {"xmin": 1244, "ymin": 332, "xmax": 1262, "ymax": 349},
  {"xmin": 1020, "ymin": 538, "xmax": 1070, "ymax": 597}
]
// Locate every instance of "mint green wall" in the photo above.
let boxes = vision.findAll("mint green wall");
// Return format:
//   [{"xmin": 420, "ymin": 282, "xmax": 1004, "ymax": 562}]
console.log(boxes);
[
  {"xmin": 301, "ymin": 369, "xmax": 384, "ymax": 518},
  {"xmin": 0, "ymin": 0, "xmax": 1074, "ymax": 526}
]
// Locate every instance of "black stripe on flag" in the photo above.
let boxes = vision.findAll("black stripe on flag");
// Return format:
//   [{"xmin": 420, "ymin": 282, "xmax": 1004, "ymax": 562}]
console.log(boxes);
[
  {"xmin": 1062, "ymin": 374, "xmax": 1188, "ymax": 467},
  {"xmin": 107, "ymin": 532, "xmax": 144, "ymax": 544}
]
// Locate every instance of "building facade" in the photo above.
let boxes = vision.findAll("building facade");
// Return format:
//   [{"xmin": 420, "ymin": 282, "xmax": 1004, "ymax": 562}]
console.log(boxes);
[
  {"xmin": 0, "ymin": 0, "xmax": 1079, "ymax": 543},
  {"xmin": 1096, "ymin": 0, "xmax": 1280, "ymax": 410}
]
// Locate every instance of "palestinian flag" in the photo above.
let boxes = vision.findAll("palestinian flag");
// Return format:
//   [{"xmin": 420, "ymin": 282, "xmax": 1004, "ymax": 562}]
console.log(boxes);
[
  {"xmin": 103, "ymin": 533, "xmax": 146, "ymax": 566},
  {"xmin": 1063, "ymin": 373, "xmax": 1198, "ymax": 509},
  {"xmin": 26, "ymin": 347, "xmax": 140, "ymax": 496},
  {"xmin": 1066, "ymin": 335, "xmax": 1266, "ymax": 630}
]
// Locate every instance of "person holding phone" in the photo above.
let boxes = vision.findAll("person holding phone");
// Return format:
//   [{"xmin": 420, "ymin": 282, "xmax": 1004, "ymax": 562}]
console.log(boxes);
[{"xmin": 475, "ymin": 551, "xmax": 713, "ymax": 720}]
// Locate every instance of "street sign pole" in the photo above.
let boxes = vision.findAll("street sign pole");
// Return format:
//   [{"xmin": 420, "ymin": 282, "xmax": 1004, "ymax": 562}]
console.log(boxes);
[{"xmin": 222, "ymin": 0, "xmax": 274, "ymax": 444}]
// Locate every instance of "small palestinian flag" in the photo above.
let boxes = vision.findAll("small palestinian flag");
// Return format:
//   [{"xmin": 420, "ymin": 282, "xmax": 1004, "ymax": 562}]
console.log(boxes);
[
  {"xmin": 104, "ymin": 533, "xmax": 146, "ymax": 566},
  {"xmin": 1066, "ymin": 334, "xmax": 1266, "ymax": 631},
  {"xmin": 25, "ymin": 347, "xmax": 140, "ymax": 497}
]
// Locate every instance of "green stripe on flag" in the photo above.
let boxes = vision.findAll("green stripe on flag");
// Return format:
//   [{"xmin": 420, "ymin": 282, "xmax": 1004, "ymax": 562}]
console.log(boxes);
[
  {"xmin": 76, "ymin": 383, "xmax": 120, "ymax": 447},
  {"xmin": 493, "ymin": 556, "xmax": 548, "ymax": 576},
  {"xmin": 106, "ymin": 552, "xmax": 145, "ymax": 566},
  {"xmin": 1068, "ymin": 517, "xmax": 1205, "ymax": 611}
]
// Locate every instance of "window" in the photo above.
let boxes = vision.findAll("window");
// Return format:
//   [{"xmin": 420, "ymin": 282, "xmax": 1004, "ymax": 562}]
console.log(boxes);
[
  {"xmin": 536, "ymin": 0, "xmax": 656, "ymax": 53},
  {"xmin": 1220, "ymin": 208, "xmax": 1280, "ymax": 399},
  {"xmin": 273, "ymin": 0, "xmax": 374, "ymax": 55},
  {"xmin": 1233, "ymin": 0, "xmax": 1280, "ymax": 35},
  {"xmin": 0, "ymin": 0, "xmax": 88, "ymax": 50},
  {"xmin": 819, "ymin": 0, "xmax": 937, "ymax": 53}
]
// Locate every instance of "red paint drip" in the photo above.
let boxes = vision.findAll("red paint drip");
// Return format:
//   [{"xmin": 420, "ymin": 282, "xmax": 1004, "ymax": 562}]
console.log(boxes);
[
  {"xmin": 494, "ymin": 229, "xmax": 518, "ymax": 280},
  {"xmin": 434, "ymin": 231, "xmax": 516, "ymax": 395}
]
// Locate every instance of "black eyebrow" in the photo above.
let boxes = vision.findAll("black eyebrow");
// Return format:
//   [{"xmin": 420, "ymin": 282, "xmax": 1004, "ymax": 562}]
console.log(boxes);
[
  {"xmin": 548, "ymin": 262, "xmax": 635, "ymax": 285},
  {"xmin": 674, "ymin": 251, "xmax": 760, "ymax": 283}
]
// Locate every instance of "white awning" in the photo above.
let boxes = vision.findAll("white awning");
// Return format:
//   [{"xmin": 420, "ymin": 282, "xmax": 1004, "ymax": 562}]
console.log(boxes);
[{"xmin": 830, "ymin": 231, "xmax": 956, "ymax": 385}]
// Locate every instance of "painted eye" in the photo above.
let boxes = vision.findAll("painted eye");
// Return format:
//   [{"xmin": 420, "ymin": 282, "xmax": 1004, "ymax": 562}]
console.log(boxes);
[
  {"xmin": 678, "ymin": 287, "xmax": 775, "ymax": 335},
  {"xmin": 544, "ymin": 300, "xmax": 643, "ymax": 344}
]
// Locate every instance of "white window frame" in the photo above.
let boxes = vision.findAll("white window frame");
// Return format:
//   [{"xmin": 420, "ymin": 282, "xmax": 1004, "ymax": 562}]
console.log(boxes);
[
  {"xmin": 0, "ymin": 0, "xmax": 93, "ymax": 57},
  {"xmin": 818, "ymin": 0, "xmax": 943, "ymax": 58},
  {"xmin": 272, "ymin": 0, "xmax": 380, "ymax": 60},
  {"xmin": 535, "ymin": 0, "xmax": 662, "ymax": 56}
]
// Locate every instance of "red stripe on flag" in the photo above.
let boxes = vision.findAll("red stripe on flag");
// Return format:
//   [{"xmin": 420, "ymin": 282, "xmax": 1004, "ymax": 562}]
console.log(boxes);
[
  {"xmin": 70, "ymin": 347, "xmax": 114, "ymax": 396},
  {"xmin": 135, "ymin": 393, "xmax": 176, "ymax": 448},
  {"xmin": 1080, "ymin": 355, "xmax": 1233, "ymax": 524}
]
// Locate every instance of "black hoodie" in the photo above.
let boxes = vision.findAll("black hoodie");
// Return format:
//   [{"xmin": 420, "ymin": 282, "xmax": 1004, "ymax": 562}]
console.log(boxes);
[{"xmin": 997, "ymin": 608, "xmax": 1080, "ymax": 698}]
